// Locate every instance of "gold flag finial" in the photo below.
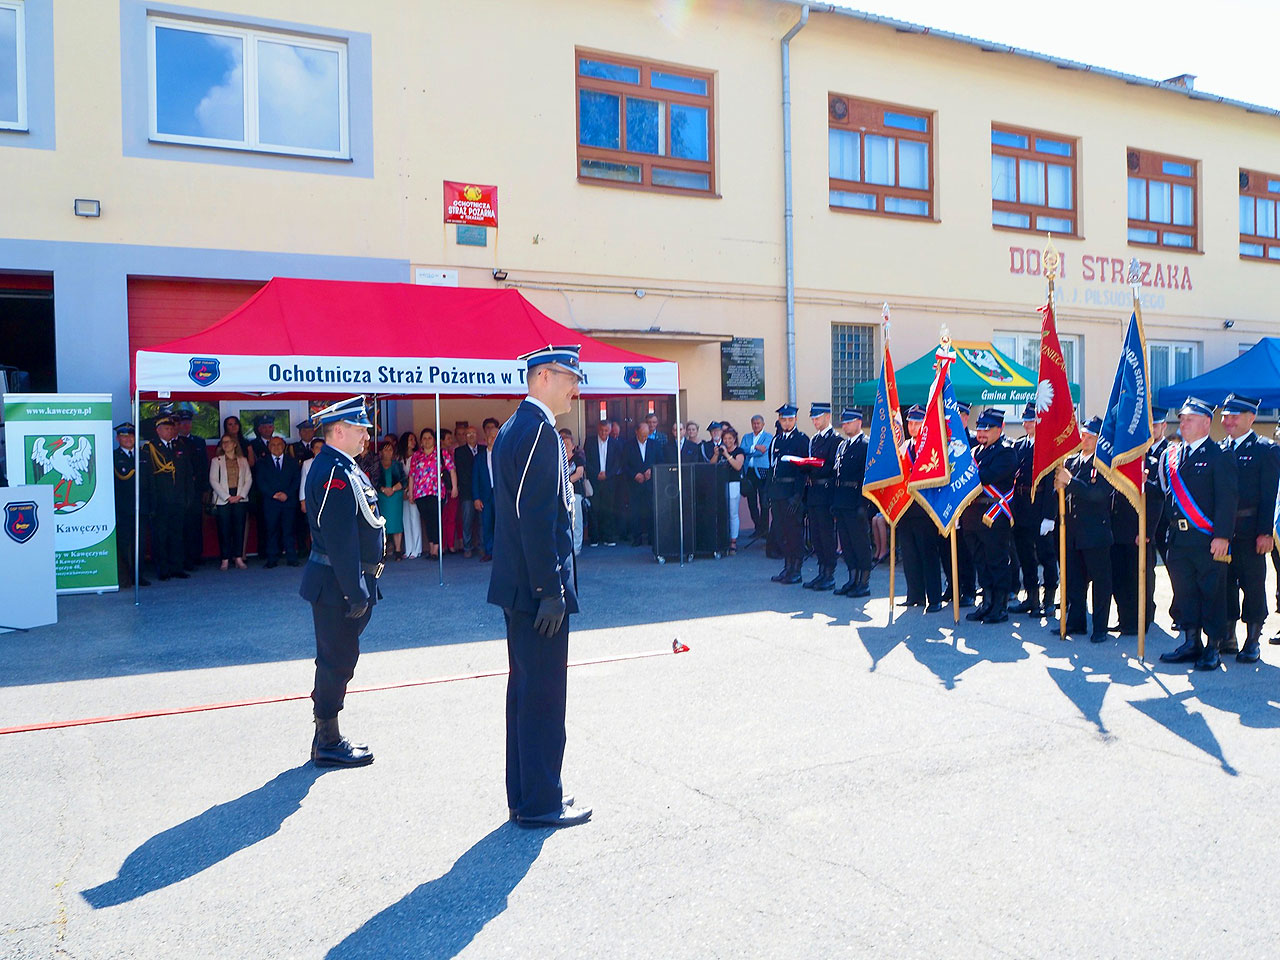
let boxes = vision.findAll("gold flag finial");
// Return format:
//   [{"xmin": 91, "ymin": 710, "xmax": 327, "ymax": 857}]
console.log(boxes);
[
  {"xmin": 882, "ymin": 302, "xmax": 891, "ymax": 344},
  {"xmin": 1042, "ymin": 235, "xmax": 1060, "ymax": 282}
]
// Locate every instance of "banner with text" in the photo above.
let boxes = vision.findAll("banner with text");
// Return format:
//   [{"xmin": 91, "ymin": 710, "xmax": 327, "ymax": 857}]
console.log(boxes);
[
  {"xmin": 443, "ymin": 181, "xmax": 499, "ymax": 227},
  {"xmin": 2, "ymin": 393, "xmax": 119, "ymax": 594}
]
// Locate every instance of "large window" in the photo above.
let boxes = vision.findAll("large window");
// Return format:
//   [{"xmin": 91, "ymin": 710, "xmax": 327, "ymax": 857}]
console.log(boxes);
[
  {"xmin": 1148, "ymin": 340, "xmax": 1199, "ymax": 398},
  {"xmin": 1239, "ymin": 168, "xmax": 1280, "ymax": 262},
  {"xmin": 574, "ymin": 49, "xmax": 715, "ymax": 194},
  {"xmin": 0, "ymin": 0, "xmax": 26, "ymax": 131},
  {"xmin": 831, "ymin": 323, "xmax": 876, "ymax": 417},
  {"xmin": 991, "ymin": 124, "xmax": 1077, "ymax": 236},
  {"xmin": 1127, "ymin": 149, "xmax": 1197, "ymax": 251},
  {"xmin": 828, "ymin": 95, "xmax": 934, "ymax": 219},
  {"xmin": 992, "ymin": 330, "xmax": 1083, "ymax": 417},
  {"xmin": 147, "ymin": 16, "xmax": 349, "ymax": 158}
]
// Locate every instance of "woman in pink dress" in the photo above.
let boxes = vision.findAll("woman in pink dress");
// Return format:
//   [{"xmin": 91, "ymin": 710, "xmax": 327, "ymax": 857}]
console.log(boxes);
[
  {"xmin": 439, "ymin": 428, "xmax": 460, "ymax": 553},
  {"xmin": 409, "ymin": 428, "xmax": 458, "ymax": 559}
]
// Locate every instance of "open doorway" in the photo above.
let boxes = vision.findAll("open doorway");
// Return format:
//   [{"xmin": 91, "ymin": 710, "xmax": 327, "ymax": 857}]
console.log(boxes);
[{"xmin": 0, "ymin": 274, "xmax": 56, "ymax": 392}]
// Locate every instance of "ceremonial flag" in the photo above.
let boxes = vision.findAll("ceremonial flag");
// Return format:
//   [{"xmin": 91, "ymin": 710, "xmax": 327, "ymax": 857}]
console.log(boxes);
[
  {"xmin": 1030, "ymin": 299, "xmax": 1082, "ymax": 499},
  {"xmin": 863, "ymin": 343, "xmax": 912, "ymax": 525},
  {"xmin": 908, "ymin": 347, "xmax": 981, "ymax": 535},
  {"xmin": 1095, "ymin": 308, "xmax": 1153, "ymax": 510}
]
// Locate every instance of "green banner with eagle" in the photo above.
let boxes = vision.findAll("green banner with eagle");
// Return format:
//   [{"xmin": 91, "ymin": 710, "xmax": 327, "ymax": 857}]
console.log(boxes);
[{"xmin": 3, "ymin": 394, "xmax": 119, "ymax": 593}]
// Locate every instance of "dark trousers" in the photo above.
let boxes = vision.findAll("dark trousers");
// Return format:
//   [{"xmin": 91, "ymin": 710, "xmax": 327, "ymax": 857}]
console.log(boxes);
[
  {"xmin": 900, "ymin": 515, "xmax": 943, "ymax": 604},
  {"xmin": 416, "ymin": 495, "xmax": 439, "ymax": 545},
  {"xmin": 940, "ymin": 528, "xmax": 976, "ymax": 597},
  {"xmin": 1225, "ymin": 536, "xmax": 1268, "ymax": 627},
  {"xmin": 1065, "ymin": 543, "xmax": 1112, "ymax": 634},
  {"xmin": 771, "ymin": 497, "xmax": 805, "ymax": 563},
  {"xmin": 480, "ymin": 495, "xmax": 495, "ymax": 554},
  {"xmin": 589, "ymin": 478, "xmax": 617, "ymax": 544},
  {"xmin": 1013, "ymin": 522, "xmax": 1059, "ymax": 594},
  {"xmin": 504, "ymin": 608, "xmax": 569, "ymax": 819},
  {"xmin": 294, "ymin": 502, "xmax": 310, "ymax": 557},
  {"xmin": 835, "ymin": 507, "xmax": 872, "ymax": 573},
  {"xmin": 459, "ymin": 497, "xmax": 479, "ymax": 550},
  {"xmin": 1111, "ymin": 542, "xmax": 1155, "ymax": 631},
  {"xmin": 116, "ymin": 512, "xmax": 137, "ymax": 586},
  {"xmin": 150, "ymin": 502, "xmax": 184, "ymax": 576},
  {"xmin": 629, "ymin": 480, "xmax": 653, "ymax": 544},
  {"xmin": 262, "ymin": 496, "xmax": 298, "ymax": 562},
  {"xmin": 311, "ymin": 601, "xmax": 371, "ymax": 719},
  {"xmin": 809, "ymin": 502, "xmax": 837, "ymax": 568},
  {"xmin": 182, "ymin": 500, "xmax": 204, "ymax": 566},
  {"xmin": 742, "ymin": 471, "xmax": 769, "ymax": 534},
  {"xmin": 1167, "ymin": 544, "xmax": 1230, "ymax": 640},
  {"xmin": 215, "ymin": 502, "xmax": 249, "ymax": 561}
]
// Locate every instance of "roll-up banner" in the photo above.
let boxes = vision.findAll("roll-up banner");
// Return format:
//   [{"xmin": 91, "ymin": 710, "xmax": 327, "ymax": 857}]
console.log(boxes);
[{"xmin": 2, "ymin": 393, "xmax": 119, "ymax": 594}]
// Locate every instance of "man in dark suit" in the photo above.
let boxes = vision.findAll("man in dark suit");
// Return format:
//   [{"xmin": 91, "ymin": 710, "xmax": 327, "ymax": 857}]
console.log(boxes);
[
  {"xmin": 454, "ymin": 426, "xmax": 484, "ymax": 558},
  {"xmin": 624, "ymin": 421, "xmax": 659, "ymax": 546},
  {"xmin": 472, "ymin": 417, "xmax": 500, "ymax": 561},
  {"xmin": 488, "ymin": 345, "xmax": 591, "ymax": 829},
  {"xmin": 256, "ymin": 435, "xmax": 302, "ymax": 567},
  {"xmin": 768, "ymin": 403, "xmax": 809, "ymax": 585},
  {"xmin": 1053, "ymin": 417, "xmax": 1114, "ymax": 641},
  {"xmin": 112, "ymin": 422, "xmax": 149, "ymax": 588},
  {"xmin": 174, "ymin": 410, "xmax": 207, "ymax": 569},
  {"xmin": 139, "ymin": 415, "xmax": 192, "ymax": 581},
  {"xmin": 1011, "ymin": 403, "xmax": 1058, "ymax": 616},
  {"xmin": 288, "ymin": 419, "xmax": 318, "ymax": 558},
  {"xmin": 1158, "ymin": 397, "xmax": 1239, "ymax": 670},
  {"xmin": 801, "ymin": 402, "xmax": 841, "ymax": 590},
  {"xmin": 832, "ymin": 408, "xmax": 872, "ymax": 597},
  {"xmin": 962, "ymin": 408, "xmax": 1018, "ymax": 624},
  {"xmin": 300, "ymin": 396, "xmax": 385, "ymax": 767},
  {"xmin": 584, "ymin": 420, "xmax": 623, "ymax": 546},
  {"xmin": 1218, "ymin": 393, "xmax": 1279, "ymax": 662}
]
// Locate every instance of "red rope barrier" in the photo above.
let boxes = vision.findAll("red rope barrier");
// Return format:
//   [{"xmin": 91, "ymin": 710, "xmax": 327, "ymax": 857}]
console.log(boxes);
[{"xmin": 0, "ymin": 641, "xmax": 690, "ymax": 737}]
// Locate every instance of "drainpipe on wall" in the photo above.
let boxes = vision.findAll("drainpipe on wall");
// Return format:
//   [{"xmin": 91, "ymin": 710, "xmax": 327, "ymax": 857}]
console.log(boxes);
[{"xmin": 781, "ymin": 4, "xmax": 809, "ymax": 406}]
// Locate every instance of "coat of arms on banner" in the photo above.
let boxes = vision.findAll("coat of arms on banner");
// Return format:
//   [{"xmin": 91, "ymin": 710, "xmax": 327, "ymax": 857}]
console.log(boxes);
[
  {"xmin": 623, "ymin": 366, "xmax": 647, "ymax": 390},
  {"xmin": 188, "ymin": 357, "xmax": 220, "ymax": 387},
  {"xmin": 26, "ymin": 436, "xmax": 96, "ymax": 513},
  {"xmin": 3, "ymin": 502, "xmax": 39, "ymax": 544}
]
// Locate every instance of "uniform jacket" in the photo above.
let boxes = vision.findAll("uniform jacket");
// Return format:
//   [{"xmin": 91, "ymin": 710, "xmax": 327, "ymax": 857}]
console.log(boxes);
[
  {"xmin": 255, "ymin": 451, "xmax": 301, "ymax": 501},
  {"xmin": 1012, "ymin": 435, "xmax": 1056, "ymax": 525},
  {"xmin": 177, "ymin": 433, "xmax": 209, "ymax": 492},
  {"xmin": 1111, "ymin": 448, "xmax": 1164, "ymax": 545},
  {"xmin": 248, "ymin": 435, "xmax": 273, "ymax": 465},
  {"xmin": 584, "ymin": 434, "xmax": 624, "ymax": 481},
  {"xmin": 899, "ymin": 439, "xmax": 930, "ymax": 526},
  {"xmin": 1159, "ymin": 437, "xmax": 1238, "ymax": 547},
  {"xmin": 288, "ymin": 439, "xmax": 314, "ymax": 463},
  {"xmin": 1063, "ymin": 453, "xmax": 1114, "ymax": 549},
  {"xmin": 299, "ymin": 444, "xmax": 385, "ymax": 610},
  {"xmin": 832, "ymin": 432, "xmax": 868, "ymax": 511},
  {"xmin": 965, "ymin": 435, "xmax": 1018, "ymax": 528},
  {"xmin": 768, "ymin": 428, "xmax": 810, "ymax": 501},
  {"xmin": 805, "ymin": 427, "xmax": 842, "ymax": 507},
  {"xmin": 139, "ymin": 438, "xmax": 192, "ymax": 513},
  {"xmin": 487, "ymin": 400, "xmax": 579, "ymax": 615},
  {"xmin": 113, "ymin": 447, "xmax": 137, "ymax": 518},
  {"xmin": 1221, "ymin": 432, "xmax": 1280, "ymax": 540}
]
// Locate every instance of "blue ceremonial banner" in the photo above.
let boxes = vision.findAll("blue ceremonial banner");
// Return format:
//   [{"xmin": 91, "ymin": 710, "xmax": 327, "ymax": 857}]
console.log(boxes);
[
  {"xmin": 911, "ymin": 369, "xmax": 981, "ymax": 536},
  {"xmin": 1094, "ymin": 309, "xmax": 1153, "ymax": 510},
  {"xmin": 862, "ymin": 349, "xmax": 912, "ymax": 525}
]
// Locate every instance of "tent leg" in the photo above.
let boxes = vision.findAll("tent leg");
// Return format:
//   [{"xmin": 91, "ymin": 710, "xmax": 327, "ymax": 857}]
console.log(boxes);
[
  {"xmin": 675, "ymin": 388, "xmax": 684, "ymax": 565},
  {"xmin": 435, "ymin": 392, "xmax": 443, "ymax": 587},
  {"xmin": 133, "ymin": 388, "xmax": 141, "ymax": 606}
]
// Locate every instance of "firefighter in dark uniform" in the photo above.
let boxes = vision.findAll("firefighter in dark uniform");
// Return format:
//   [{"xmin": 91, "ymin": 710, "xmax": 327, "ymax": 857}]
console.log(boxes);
[
  {"xmin": 1149, "ymin": 407, "xmax": 1172, "ymax": 563},
  {"xmin": 768, "ymin": 404, "xmax": 809, "ymax": 585},
  {"xmin": 1052, "ymin": 417, "xmax": 1114, "ymax": 641},
  {"xmin": 139, "ymin": 414, "xmax": 192, "ymax": 581},
  {"xmin": 173, "ymin": 410, "xmax": 206, "ymax": 569},
  {"xmin": 1218, "ymin": 393, "xmax": 1279, "ymax": 663},
  {"xmin": 248, "ymin": 413, "xmax": 275, "ymax": 554},
  {"xmin": 802, "ymin": 402, "xmax": 840, "ymax": 590},
  {"xmin": 112, "ymin": 422, "xmax": 149, "ymax": 588},
  {"xmin": 941, "ymin": 402, "xmax": 978, "ymax": 606},
  {"xmin": 961, "ymin": 409, "xmax": 1018, "ymax": 623},
  {"xmin": 288, "ymin": 420, "xmax": 317, "ymax": 558},
  {"xmin": 832, "ymin": 407, "xmax": 872, "ymax": 597},
  {"xmin": 1110, "ymin": 443, "xmax": 1164, "ymax": 637},
  {"xmin": 487, "ymin": 345, "xmax": 590, "ymax": 829},
  {"xmin": 1010, "ymin": 402, "xmax": 1058, "ymax": 616},
  {"xmin": 299, "ymin": 396, "xmax": 385, "ymax": 767},
  {"xmin": 1158, "ymin": 397, "xmax": 1239, "ymax": 670},
  {"xmin": 899, "ymin": 405, "xmax": 945, "ymax": 612}
]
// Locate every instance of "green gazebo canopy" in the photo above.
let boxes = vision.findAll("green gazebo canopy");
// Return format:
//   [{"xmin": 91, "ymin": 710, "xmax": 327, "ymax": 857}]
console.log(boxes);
[{"xmin": 853, "ymin": 340, "xmax": 1081, "ymax": 407}]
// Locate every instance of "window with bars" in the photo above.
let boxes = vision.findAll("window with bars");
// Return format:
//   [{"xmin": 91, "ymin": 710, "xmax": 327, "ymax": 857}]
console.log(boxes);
[
  {"xmin": 990, "ymin": 124, "xmax": 1078, "ymax": 236},
  {"xmin": 1147, "ymin": 340, "xmax": 1199, "ymax": 398},
  {"xmin": 574, "ymin": 49, "xmax": 715, "ymax": 195},
  {"xmin": 828, "ymin": 95, "xmax": 934, "ymax": 220},
  {"xmin": 1127, "ymin": 149, "xmax": 1198, "ymax": 251},
  {"xmin": 1239, "ymin": 169, "xmax": 1280, "ymax": 262},
  {"xmin": 831, "ymin": 324, "xmax": 876, "ymax": 417}
]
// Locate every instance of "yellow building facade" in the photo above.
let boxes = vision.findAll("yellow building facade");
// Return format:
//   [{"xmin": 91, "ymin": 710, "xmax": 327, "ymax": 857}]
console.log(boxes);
[{"xmin": 2, "ymin": 0, "xmax": 1278, "ymax": 434}]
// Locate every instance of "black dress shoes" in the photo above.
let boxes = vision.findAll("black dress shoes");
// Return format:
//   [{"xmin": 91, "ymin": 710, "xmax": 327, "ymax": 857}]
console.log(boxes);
[
  {"xmin": 897, "ymin": 597, "xmax": 923, "ymax": 607},
  {"xmin": 1090, "ymin": 631, "xmax": 1109, "ymax": 643},
  {"xmin": 924, "ymin": 602, "xmax": 945, "ymax": 613},
  {"xmin": 1195, "ymin": 638, "xmax": 1222, "ymax": 671},
  {"xmin": 1159, "ymin": 631, "xmax": 1203, "ymax": 664},
  {"xmin": 312, "ymin": 717, "xmax": 374, "ymax": 768},
  {"xmin": 510, "ymin": 795, "xmax": 575, "ymax": 821},
  {"xmin": 516, "ymin": 803, "xmax": 592, "ymax": 829}
]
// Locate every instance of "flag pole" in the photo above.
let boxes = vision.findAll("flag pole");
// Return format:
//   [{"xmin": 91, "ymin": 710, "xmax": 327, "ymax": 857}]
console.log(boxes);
[
  {"xmin": 1043, "ymin": 240, "xmax": 1068, "ymax": 641},
  {"xmin": 1129, "ymin": 258, "xmax": 1148, "ymax": 661},
  {"xmin": 951, "ymin": 528, "xmax": 960, "ymax": 625},
  {"xmin": 888, "ymin": 523, "xmax": 896, "ymax": 624}
]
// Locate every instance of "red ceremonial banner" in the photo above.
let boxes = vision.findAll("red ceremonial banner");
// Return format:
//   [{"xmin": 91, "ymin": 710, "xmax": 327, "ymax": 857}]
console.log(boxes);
[
  {"xmin": 907, "ymin": 349, "xmax": 953, "ymax": 490},
  {"xmin": 443, "ymin": 181, "xmax": 498, "ymax": 227},
  {"xmin": 1030, "ymin": 301, "xmax": 1082, "ymax": 497}
]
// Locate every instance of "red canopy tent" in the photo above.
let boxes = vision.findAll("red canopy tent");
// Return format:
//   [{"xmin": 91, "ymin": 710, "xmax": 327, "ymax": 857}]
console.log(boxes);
[{"xmin": 127, "ymin": 278, "xmax": 686, "ymax": 599}]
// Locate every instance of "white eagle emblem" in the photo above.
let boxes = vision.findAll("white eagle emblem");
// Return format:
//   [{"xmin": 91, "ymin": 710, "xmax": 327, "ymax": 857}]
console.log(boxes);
[{"xmin": 1035, "ymin": 379, "xmax": 1054, "ymax": 414}]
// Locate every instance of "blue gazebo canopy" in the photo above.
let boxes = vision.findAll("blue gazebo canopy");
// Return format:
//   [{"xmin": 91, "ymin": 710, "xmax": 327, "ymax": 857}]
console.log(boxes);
[{"xmin": 1156, "ymin": 337, "xmax": 1280, "ymax": 408}]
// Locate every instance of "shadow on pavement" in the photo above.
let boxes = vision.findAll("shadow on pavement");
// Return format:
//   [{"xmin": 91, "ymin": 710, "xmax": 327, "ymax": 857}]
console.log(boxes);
[
  {"xmin": 81, "ymin": 763, "xmax": 326, "ymax": 908},
  {"xmin": 325, "ymin": 823, "xmax": 546, "ymax": 960}
]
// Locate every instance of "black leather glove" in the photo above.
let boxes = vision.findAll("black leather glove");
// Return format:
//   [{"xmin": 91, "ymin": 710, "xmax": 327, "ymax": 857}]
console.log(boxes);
[
  {"xmin": 346, "ymin": 601, "xmax": 369, "ymax": 620},
  {"xmin": 533, "ymin": 596, "xmax": 567, "ymax": 638}
]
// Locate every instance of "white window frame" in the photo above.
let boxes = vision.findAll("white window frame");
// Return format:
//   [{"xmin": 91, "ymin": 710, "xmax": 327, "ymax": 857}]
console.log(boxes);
[
  {"xmin": 1147, "ymin": 339, "xmax": 1200, "ymax": 397},
  {"xmin": 992, "ymin": 330, "xmax": 1084, "ymax": 419},
  {"xmin": 0, "ymin": 0, "xmax": 28, "ymax": 132},
  {"xmin": 147, "ymin": 15, "xmax": 349, "ymax": 159}
]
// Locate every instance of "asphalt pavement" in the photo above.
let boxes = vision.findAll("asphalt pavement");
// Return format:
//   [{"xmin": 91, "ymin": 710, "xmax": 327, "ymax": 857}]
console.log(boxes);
[{"xmin": 2, "ymin": 537, "xmax": 1279, "ymax": 959}]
